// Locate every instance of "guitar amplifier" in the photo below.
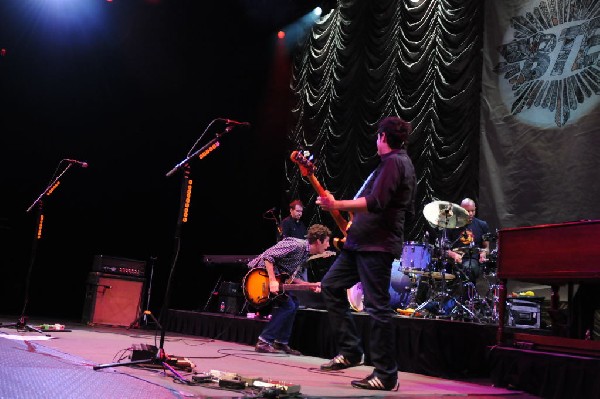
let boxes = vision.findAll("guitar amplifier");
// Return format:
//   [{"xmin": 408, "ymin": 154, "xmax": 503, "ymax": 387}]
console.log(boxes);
[
  {"xmin": 92, "ymin": 255, "xmax": 146, "ymax": 278},
  {"xmin": 82, "ymin": 272, "xmax": 145, "ymax": 327}
]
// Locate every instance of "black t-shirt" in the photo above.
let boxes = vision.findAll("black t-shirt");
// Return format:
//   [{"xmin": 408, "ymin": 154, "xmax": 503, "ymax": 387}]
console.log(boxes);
[
  {"xmin": 280, "ymin": 216, "xmax": 307, "ymax": 239},
  {"xmin": 446, "ymin": 217, "xmax": 490, "ymax": 259}
]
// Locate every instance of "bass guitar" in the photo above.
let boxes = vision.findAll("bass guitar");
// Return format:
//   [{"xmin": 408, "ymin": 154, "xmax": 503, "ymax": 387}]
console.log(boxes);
[
  {"xmin": 290, "ymin": 150, "xmax": 352, "ymax": 249},
  {"xmin": 243, "ymin": 267, "xmax": 321, "ymax": 308}
]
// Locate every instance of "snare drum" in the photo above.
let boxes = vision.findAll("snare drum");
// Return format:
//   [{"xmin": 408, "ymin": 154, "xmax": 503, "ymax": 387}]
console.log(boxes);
[
  {"xmin": 401, "ymin": 242, "xmax": 432, "ymax": 273},
  {"xmin": 347, "ymin": 262, "xmax": 413, "ymax": 311}
]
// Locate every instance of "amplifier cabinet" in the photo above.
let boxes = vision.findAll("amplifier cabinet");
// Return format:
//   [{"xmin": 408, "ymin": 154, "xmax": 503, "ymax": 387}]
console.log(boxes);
[
  {"xmin": 82, "ymin": 272, "xmax": 145, "ymax": 327},
  {"xmin": 92, "ymin": 255, "xmax": 146, "ymax": 278},
  {"xmin": 506, "ymin": 297, "xmax": 543, "ymax": 329},
  {"xmin": 217, "ymin": 281, "xmax": 244, "ymax": 315}
]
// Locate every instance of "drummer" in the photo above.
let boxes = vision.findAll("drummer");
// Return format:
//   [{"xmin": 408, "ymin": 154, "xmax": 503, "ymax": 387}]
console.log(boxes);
[{"xmin": 445, "ymin": 198, "xmax": 490, "ymax": 284}]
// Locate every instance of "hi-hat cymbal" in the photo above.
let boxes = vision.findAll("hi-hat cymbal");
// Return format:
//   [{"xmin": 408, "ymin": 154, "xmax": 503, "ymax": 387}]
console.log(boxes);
[{"xmin": 423, "ymin": 201, "xmax": 469, "ymax": 229}]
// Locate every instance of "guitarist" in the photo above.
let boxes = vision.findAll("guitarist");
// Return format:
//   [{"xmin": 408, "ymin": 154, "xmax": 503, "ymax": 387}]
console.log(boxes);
[
  {"xmin": 248, "ymin": 224, "xmax": 332, "ymax": 355},
  {"xmin": 316, "ymin": 116, "xmax": 416, "ymax": 391}
]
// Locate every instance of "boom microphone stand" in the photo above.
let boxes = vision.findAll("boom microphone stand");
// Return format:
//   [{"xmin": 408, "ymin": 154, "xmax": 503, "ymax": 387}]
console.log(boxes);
[
  {"xmin": 93, "ymin": 165, "xmax": 191, "ymax": 382},
  {"xmin": 93, "ymin": 119, "xmax": 247, "ymax": 381},
  {"xmin": 0, "ymin": 160, "xmax": 86, "ymax": 335}
]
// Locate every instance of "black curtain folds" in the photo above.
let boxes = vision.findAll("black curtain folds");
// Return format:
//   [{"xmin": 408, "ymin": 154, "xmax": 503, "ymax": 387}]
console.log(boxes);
[{"xmin": 285, "ymin": 0, "xmax": 485, "ymax": 241}]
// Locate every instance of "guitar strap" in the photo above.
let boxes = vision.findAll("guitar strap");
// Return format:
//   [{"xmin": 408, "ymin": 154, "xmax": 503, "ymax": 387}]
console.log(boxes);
[
  {"xmin": 287, "ymin": 248, "xmax": 310, "ymax": 283},
  {"xmin": 287, "ymin": 262, "xmax": 303, "ymax": 283},
  {"xmin": 354, "ymin": 170, "xmax": 375, "ymax": 199}
]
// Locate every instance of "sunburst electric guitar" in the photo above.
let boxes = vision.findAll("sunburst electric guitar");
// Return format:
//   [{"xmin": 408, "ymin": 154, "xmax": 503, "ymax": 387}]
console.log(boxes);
[
  {"xmin": 243, "ymin": 268, "xmax": 321, "ymax": 308},
  {"xmin": 290, "ymin": 150, "xmax": 352, "ymax": 249}
]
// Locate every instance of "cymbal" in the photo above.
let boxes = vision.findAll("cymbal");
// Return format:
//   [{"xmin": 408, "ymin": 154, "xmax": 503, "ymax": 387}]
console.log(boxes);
[{"xmin": 423, "ymin": 201, "xmax": 469, "ymax": 229}]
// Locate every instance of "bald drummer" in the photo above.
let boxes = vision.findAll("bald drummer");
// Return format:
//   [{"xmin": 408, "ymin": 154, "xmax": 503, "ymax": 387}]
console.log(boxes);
[{"xmin": 444, "ymin": 198, "xmax": 490, "ymax": 283}]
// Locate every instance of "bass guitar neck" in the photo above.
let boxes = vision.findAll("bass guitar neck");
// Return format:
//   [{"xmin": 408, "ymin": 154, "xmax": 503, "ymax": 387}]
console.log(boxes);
[
  {"xmin": 305, "ymin": 174, "xmax": 349, "ymax": 235},
  {"xmin": 290, "ymin": 150, "xmax": 352, "ymax": 237}
]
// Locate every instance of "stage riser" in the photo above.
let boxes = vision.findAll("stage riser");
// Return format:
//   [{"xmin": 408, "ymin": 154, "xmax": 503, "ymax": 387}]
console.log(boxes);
[
  {"xmin": 489, "ymin": 347, "xmax": 600, "ymax": 399},
  {"xmin": 166, "ymin": 309, "xmax": 497, "ymax": 379}
]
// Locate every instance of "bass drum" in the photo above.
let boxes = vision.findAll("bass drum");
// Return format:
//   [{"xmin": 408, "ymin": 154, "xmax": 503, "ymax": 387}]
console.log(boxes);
[{"xmin": 347, "ymin": 260, "xmax": 413, "ymax": 311}]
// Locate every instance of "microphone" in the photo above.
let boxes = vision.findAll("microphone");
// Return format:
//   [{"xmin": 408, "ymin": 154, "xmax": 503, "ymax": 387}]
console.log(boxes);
[
  {"xmin": 65, "ymin": 159, "xmax": 89, "ymax": 168},
  {"xmin": 220, "ymin": 118, "xmax": 251, "ymax": 127},
  {"xmin": 264, "ymin": 207, "xmax": 276, "ymax": 213}
]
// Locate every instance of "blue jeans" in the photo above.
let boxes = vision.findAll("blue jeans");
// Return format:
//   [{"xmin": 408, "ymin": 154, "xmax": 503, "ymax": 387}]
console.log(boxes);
[
  {"xmin": 321, "ymin": 250, "xmax": 398, "ymax": 381},
  {"xmin": 258, "ymin": 294, "xmax": 299, "ymax": 345}
]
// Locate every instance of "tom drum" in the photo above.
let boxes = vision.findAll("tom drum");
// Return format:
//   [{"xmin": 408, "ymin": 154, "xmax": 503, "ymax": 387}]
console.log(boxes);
[{"xmin": 401, "ymin": 242, "xmax": 432, "ymax": 273}]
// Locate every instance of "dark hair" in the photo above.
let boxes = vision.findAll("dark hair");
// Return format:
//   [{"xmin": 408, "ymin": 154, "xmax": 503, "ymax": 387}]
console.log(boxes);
[
  {"xmin": 377, "ymin": 116, "xmax": 412, "ymax": 149},
  {"xmin": 289, "ymin": 199, "xmax": 304, "ymax": 209},
  {"xmin": 306, "ymin": 224, "xmax": 332, "ymax": 244}
]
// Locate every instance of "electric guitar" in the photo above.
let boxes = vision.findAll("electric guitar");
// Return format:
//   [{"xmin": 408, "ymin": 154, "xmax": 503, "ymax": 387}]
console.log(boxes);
[
  {"xmin": 242, "ymin": 267, "xmax": 321, "ymax": 308},
  {"xmin": 307, "ymin": 250, "xmax": 337, "ymax": 262},
  {"xmin": 290, "ymin": 150, "xmax": 352, "ymax": 249}
]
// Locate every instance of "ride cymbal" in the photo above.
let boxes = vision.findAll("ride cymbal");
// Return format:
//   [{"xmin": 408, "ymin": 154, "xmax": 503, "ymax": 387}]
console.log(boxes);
[{"xmin": 423, "ymin": 201, "xmax": 469, "ymax": 229}]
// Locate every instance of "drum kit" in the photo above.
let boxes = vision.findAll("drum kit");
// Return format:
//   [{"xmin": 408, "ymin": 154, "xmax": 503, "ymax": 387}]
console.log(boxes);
[{"xmin": 346, "ymin": 200, "xmax": 500, "ymax": 324}]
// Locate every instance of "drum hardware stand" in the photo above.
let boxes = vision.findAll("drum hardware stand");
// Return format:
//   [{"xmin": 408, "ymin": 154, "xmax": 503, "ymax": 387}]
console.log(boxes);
[
  {"xmin": 411, "ymin": 258, "xmax": 453, "ymax": 317},
  {"xmin": 448, "ymin": 280, "xmax": 482, "ymax": 322},
  {"xmin": 403, "ymin": 273, "xmax": 423, "ymax": 309},
  {"xmin": 479, "ymin": 269, "xmax": 501, "ymax": 324},
  {"xmin": 412, "ymin": 241, "xmax": 478, "ymax": 321}
]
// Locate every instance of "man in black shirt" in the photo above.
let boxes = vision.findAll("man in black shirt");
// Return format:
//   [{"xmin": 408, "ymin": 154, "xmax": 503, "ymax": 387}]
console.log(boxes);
[
  {"xmin": 316, "ymin": 116, "xmax": 416, "ymax": 391},
  {"xmin": 279, "ymin": 199, "xmax": 308, "ymax": 240}
]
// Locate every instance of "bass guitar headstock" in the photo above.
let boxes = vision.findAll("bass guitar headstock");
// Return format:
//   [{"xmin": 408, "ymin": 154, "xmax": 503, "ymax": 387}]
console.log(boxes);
[{"xmin": 290, "ymin": 150, "xmax": 316, "ymax": 177}]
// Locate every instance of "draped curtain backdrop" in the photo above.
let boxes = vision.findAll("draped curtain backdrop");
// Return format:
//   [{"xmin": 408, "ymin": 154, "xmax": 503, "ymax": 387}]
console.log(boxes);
[
  {"xmin": 285, "ymin": 0, "xmax": 485, "ymax": 241},
  {"xmin": 480, "ymin": 0, "xmax": 600, "ymax": 230}
]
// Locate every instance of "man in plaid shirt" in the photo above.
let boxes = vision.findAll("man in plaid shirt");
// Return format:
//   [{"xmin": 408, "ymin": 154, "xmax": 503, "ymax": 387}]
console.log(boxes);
[{"xmin": 248, "ymin": 224, "xmax": 332, "ymax": 355}]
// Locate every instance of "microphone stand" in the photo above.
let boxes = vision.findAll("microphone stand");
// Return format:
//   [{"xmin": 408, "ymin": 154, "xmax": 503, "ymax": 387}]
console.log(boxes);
[
  {"xmin": 93, "ymin": 123, "xmax": 236, "ymax": 382},
  {"xmin": 263, "ymin": 209, "xmax": 281, "ymax": 243},
  {"xmin": 1, "ymin": 162, "xmax": 77, "ymax": 336}
]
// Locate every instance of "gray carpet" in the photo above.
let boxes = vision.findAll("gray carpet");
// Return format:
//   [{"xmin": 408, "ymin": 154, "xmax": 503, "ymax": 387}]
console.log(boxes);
[{"xmin": 0, "ymin": 333, "xmax": 183, "ymax": 399}]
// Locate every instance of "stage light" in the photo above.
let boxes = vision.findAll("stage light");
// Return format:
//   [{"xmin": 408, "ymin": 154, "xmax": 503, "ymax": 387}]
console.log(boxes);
[
  {"xmin": 278, "ymin": 31, "xmax": 286, "ymax": 39},
  {"xmin": 314, "ymin": 7, "xmax": 322, "ymax": 16}
]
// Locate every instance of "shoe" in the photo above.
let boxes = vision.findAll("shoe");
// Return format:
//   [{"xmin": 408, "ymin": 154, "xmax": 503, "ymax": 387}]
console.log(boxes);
[
  {"xmin": 351, "ymin": 374, "xmax": 398, "ymax": 391},
  {"xmin": 255, "ymin": 340, "xmax": 284, "ymax": 354},
  {"xmin": 273, "ymin": 342, "xmax": 302, "ymax": 356},
  {"xmin": 320, "ymin": 354, "xmax": 361, "ymax": 371}
]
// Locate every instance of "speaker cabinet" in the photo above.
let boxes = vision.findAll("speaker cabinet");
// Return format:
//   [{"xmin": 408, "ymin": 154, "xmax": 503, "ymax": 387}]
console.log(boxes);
[
  {"xmin": 217, "ymin": 281, "xmax": 244, "ymax": 314},
  {"xmin": 82, "ymin": 272, "xmax": 145, "ymax": 327}
]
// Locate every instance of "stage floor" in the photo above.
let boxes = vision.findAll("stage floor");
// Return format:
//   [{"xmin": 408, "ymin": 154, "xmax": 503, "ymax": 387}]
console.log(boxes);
[{"xmin": 0, "ymin": 314, "xmax": 538, "ymax": 398}]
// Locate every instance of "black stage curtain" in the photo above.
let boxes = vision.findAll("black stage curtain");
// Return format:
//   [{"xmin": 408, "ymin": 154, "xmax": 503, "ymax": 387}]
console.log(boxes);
[
  {"xmin": 285, "ymin": 0, "xmax": 600, "ymax": 239},
  {"xmin": 285, "ymin": 0, "xmax": 485, "ymax": 240}
]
